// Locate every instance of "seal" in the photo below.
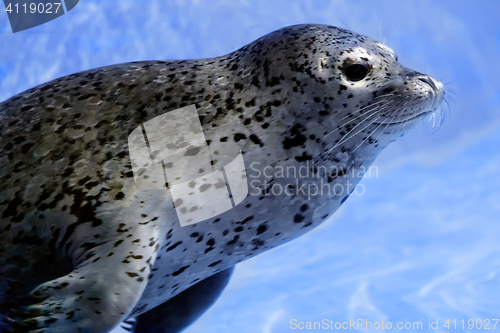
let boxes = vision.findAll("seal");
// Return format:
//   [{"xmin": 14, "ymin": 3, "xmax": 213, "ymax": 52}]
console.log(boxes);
[{"xmin": 0, "ymin": 24, "xmax": 444, "ymax": 333}]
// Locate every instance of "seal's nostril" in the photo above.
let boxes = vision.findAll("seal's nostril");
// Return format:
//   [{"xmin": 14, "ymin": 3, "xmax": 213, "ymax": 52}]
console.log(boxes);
[{"xmin": 417, "ymin": 76, "xmax": 437, "ymax": 91}]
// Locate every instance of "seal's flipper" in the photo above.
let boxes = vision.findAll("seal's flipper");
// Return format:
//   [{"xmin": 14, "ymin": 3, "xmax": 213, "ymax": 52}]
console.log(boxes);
[
  {"xmin": 8, "ymin": 231, "xmax": 161, "ymax": 333},
  {"xmin": 133, "ymin": 266, "xmax": 234, "ymax": 333}
]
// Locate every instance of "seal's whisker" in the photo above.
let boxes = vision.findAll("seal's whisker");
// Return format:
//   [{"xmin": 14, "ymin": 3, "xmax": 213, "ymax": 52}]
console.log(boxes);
[
  {"xmin": 333, "ymin": 113, "xmax": 382, "ymax": 149},
  {"xmin": 324, "ymin": 108, "xmax": 383, "ymax": 154},
  {"xmin": 384, "ymin": 100, "xmax": 408, "ymax": 123},
  {"xmin": 323, "ymin": 110, "xmax": 383, "ymax": 158},
  {"xmin": 373, "ymin": 92, "xmax": 396, "ymax": 99},
  {"xmin": 336, "ymin": 94, "xmax": 395, "ymax": 122},
  {"xmin": 427, "ymin": 105, "xmax": 447, "ymax": 133},
  {"xmin": 444, "ymin": 94, "xmax": 455, "ymax": 106},
  {"xmin": 338, "ymin": 98, "xmax": 392, "ymax": 122},
  {"xmin": 368, "ymin": 100, "xmax": 406, "ymax": 146},
  {"xmin": 352, "ymin": 117, "xmax": 386, "ymax": 153},
  {"xmin": 371, "ymin": 116, "xmax": 394, "ymax": 147},
  {"xmin": 387, "ymin": 101, "xmax": 409, "ymax": 135},
  {"xmin": 323, "ymin": 100, "xmax": 391, "ymax": 139},
  {"xmin": 442, "ymin": 97, "xmax": 452, "ymax": 119},
  {"xmin": 322, "ymin": 100, "xmax": 396, "ymax": 158},
  {"xmin": 325, "ymin": 100, "xmax": 393, "ymax": 138}
]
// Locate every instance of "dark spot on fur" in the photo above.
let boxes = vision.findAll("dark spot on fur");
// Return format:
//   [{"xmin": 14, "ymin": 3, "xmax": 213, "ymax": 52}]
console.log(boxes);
[
  {"xmin": 283, "ymin": 124, "xmax": 307, "ymax": 149},
  {"xmin": 166, "ymin": 241, "xmax": 182, "ymax": 252},
  {"xmin": 234, "ymin": 133, "xmax": 246, "ymax": 142},
  {"xmin": 172, "ymin": 265, "xmax": 190, "ymax": 276},
  {"xmin": 227, "ymin": 235, "xmax": 239, "ymax": 246},
  {"xmin": 249, "ymin": 134, "xmax": 263, "ymax": 146},
  {"xmin": 295, "ymin": 152, "xmax": 312, "ymax": 162},
  {"xmin": 62, "ymin": 167, "xmax": 74, "ymax": 177},
  {"xmin": 256, "ymin": 223, "xmax": 267, "ymax": 235},
  {"xmin": 245, "ymin": 98, "xmax": 256, "ymax": 107},
  {"xmin": 208, "ymin": 260, "xmax": 222, "ymax": 267},
  {"xmin": 21, "ymin": 143, "xmax": 34, "ymax": 154},
  {"xmin": 293, "ymin": 214, "xmax": 305, "ymax": 223},
  {"xmin": 251, "ymin": 239, "xmax": 264, "ymax": 250},
  {"xmin": 1, "ymin": 195, "xmax": 22, "ymax": 219}
]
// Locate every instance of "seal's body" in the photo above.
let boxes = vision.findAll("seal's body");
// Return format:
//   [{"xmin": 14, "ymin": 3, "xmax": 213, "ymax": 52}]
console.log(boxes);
[{"xmin": 0, "ymin": 24, "xmax": 444, "ymax": 332}]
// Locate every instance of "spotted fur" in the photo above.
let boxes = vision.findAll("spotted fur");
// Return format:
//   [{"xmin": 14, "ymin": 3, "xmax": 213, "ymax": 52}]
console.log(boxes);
[{"xmin": 0, "ymin": 24, "xmax": 444, "ymax": 332}]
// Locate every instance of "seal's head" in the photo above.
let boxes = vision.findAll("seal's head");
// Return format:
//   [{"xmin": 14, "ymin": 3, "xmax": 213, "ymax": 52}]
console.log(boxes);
[{"xmin": 236, "ymin": 24, "xmax": 445, "ymax": 162}]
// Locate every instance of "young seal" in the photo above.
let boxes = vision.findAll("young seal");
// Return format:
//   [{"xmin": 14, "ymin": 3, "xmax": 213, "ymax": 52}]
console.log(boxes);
[{"xmin": 0, "ymin": 24, "xmax": 444, "ymax": 333}]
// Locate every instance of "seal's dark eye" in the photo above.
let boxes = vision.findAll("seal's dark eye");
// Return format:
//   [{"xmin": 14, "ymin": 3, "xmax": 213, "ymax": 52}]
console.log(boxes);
[{"xmin": 344, "ymin": 64, "xmax": 368, "ymax": 82}]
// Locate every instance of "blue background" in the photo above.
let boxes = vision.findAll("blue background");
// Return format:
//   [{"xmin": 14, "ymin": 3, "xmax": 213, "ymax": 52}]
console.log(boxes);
[{"xmin": 1, "ymin": 1, "xmax": 500, "ymax": 332}]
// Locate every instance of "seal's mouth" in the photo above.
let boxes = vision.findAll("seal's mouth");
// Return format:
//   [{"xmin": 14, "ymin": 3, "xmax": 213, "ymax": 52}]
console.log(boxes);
[{"xmin": 374, "ymin": 108, "xmax": 438, "ymax": 126}]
